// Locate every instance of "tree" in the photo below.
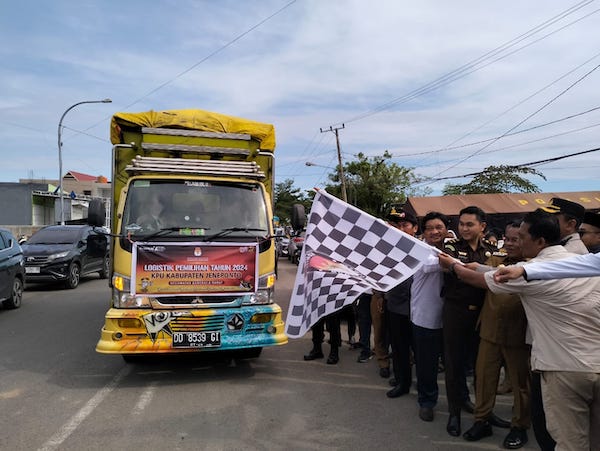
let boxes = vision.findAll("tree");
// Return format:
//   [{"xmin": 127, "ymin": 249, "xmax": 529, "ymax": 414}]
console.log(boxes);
[
  {"xmin": 324, "ymin": 151, "xmax": 431, "ymax": 217},
  {"xmin": 273, "ymin": 179, "xmax": 311, "ymax": 225},
  {"xmin": 442, "ymin": 165, "xmax": 546, "ymax": 195}
]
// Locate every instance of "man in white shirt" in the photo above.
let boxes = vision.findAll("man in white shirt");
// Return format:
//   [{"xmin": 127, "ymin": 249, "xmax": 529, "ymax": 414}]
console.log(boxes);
[
  {"xmin": 439, "ymin": 209, "xmax": 600, "ymax": 451},
  {"xmin": 410, "ymin": 212, "xmax": 448, "ymax": 422}
]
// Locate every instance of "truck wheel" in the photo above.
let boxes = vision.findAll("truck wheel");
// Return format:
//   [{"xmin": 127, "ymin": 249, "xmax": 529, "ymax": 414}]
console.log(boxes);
[
  {"xmin": 99, "ymin": 255, "xmax": 110, "ymax": 279},
  {"xmin": 65, "ymin": 263, "xmax": 81, "ymax": 289},
  {"xmin": 3, "ymin": 277, "xmax": 23, "ymax": 309}
]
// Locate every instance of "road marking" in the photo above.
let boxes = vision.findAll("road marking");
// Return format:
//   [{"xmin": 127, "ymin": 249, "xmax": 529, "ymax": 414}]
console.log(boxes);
[
  {"xmin": 38, "ymin": 366, "xmax": 131, "ymax": 451},
  {"xmin": 0, "ymin": 388, "xmax": 22, "ymax": 399},
  {"xmin": 132, "ymin": 381, "xmax": 158, "ymax": 416}
]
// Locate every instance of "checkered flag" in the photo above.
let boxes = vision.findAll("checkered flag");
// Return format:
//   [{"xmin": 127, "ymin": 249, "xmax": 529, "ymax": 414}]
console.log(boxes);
[{"xmin": 285, "ymin": 190, "xmax": 434, "ymax": 338}]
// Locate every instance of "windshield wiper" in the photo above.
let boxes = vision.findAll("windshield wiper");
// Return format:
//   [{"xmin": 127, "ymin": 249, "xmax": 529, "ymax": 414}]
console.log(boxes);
[
  {"xmin": 204, "ymin": 227, "xmax": 267, "ymax": 241},
  {"xmin": 136, "ymin": 227, "xmax": 183, "ymax": 241}
]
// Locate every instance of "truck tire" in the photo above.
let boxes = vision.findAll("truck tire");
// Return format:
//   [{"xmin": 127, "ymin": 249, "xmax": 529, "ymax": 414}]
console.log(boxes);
[
  {"xmin": 65, "ymin": 263, "xmax": 81, "ymax": 289},
  {"xmin": 3, "ymin": 277, "xmax": 23, "ymax": 309},
  {"xmin": 99, "ymin": 255, "xmax": 110, "ymax": 279}
]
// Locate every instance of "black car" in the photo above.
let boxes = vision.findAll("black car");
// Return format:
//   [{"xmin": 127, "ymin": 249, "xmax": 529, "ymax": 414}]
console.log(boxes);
[
  {"xmin": 0, "ymin": 228, "xmax": 25, "ymax": 309},
  {"xmin": 22, "ymin": 225, "xmax": 109, "ymax": 289}
]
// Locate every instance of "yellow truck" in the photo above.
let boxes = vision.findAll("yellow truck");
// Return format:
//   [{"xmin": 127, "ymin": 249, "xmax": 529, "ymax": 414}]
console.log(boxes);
[{"xmin": 93, "ymin": 109, "xmax": 287, "ymax": 361}]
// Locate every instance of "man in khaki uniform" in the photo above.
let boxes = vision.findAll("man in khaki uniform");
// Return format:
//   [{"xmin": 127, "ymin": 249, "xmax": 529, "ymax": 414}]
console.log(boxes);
[
  {"xmin": 462, "ymin": 222, "xmax": 530, "ymax": 449},
  {"xmin": 440, "ymin": 209, "xmax": 600, "ymax": 451}
]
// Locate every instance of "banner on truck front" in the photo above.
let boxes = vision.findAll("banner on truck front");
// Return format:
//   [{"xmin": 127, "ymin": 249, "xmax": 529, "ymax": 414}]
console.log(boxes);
[{"xmin": 132, "ymin": 242, "xmax": 258, "ymax": 296}]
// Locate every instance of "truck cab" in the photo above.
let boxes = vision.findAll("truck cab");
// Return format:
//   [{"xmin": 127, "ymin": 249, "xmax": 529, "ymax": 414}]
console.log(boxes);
[{"xmin": 95, "ymin": 109, "xmax": 287, "ymax": 359}]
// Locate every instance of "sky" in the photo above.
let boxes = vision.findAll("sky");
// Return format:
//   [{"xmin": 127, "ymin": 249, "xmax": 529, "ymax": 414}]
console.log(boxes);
[{"xmin": 1, "ymin": 0, "xmax": 599, "ymax": 197}]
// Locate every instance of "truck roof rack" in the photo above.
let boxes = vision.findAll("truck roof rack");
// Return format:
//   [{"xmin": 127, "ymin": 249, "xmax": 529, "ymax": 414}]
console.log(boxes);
[
  {"xmin": 140, "ymin": 142, "xmax": 250, "ymax": 156},
  {"xmin": 125, "ymin": 155, "xmax": 266, "ymax": 179},
  {"xmin": 141, "ymin": 127, "xmax": 252, "ymax": 141}
]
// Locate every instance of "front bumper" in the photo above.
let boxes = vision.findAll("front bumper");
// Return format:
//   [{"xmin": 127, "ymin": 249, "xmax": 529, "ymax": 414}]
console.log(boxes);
[
  {"xmin": 96, "ymin": 304, "xmax": 288, "ymax": 354},
  {"xmin": 24, "ymin": 262, "xmax": 71, "ymax": 282}
]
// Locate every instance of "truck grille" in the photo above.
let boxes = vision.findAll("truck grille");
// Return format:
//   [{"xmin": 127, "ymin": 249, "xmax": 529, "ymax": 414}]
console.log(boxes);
[
  {"xmin": 157, "ymin": 296, "xmax": 238, "ymax": 305},
  {"xmin": 169, "ymin": 315, "xmax": 224, "ymax": 332}
]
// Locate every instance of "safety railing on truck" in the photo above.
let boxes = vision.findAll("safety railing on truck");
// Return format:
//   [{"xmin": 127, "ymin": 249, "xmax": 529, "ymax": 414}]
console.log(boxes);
[{"xmin": 125, "ymin": 155, "xmax": 266, "ymax": 179}]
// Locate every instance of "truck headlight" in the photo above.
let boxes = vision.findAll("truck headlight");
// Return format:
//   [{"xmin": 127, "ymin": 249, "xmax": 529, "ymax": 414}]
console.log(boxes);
[
  {"xmin": 242, "ymin": 272, "xmax": 275, "ymax": 305},
  {"xmin": 112, "ymin": 274, "xmax": 152, "ymax": 308}
]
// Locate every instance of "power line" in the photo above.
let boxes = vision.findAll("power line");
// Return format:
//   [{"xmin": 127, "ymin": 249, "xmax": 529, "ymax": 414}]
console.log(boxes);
[
  {"xmin": 423, "ymin": 146, "xmax": 600, "ymax": 183},
  {"xmin": 122, "ymin": 1, "xmax": 298, "ymax": 110},
  {"xmin": 421, "ymin": 50, "xmax": 600, "ymax": 157},
  {"xmin": 80, "ymin": 1, "xmax": 299, "ymax": 135},
  {"xmin": 427, "ymin": 62, "xmax": 600, "ymax": 180},
  {"xmin": 389, "ymin": 105, "xmax": 600, "ymax": 158},
  {"xmin": 334, "ymin": 1, "xmax": 598, "ymax": 126}
]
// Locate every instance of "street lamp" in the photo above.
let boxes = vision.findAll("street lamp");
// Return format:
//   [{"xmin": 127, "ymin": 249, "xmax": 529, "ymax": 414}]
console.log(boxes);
[
  {"xmin": 305, "ymin": 161, "xmax": 348, "ymax": 202},
  {"xmin": 57, "ymin": 98, "xmax": 112, "ymax": 225}
]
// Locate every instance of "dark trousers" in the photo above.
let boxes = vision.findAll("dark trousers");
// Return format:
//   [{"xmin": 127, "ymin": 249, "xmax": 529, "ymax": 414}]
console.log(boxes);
[
  {"xmin": 388, "ymin": 311, "xmax": 412, "ymax": 391},
  {"xmin": 339, "ymin": 303, "xmax": 357, "ymax": 340},
  {"xmin": 311, "ymin": 312, "xmax": 341, "ymax": 348},
  {"xmin": 357, "ymin": 293, "xmax": 372, "ymax": 351},
  {"xmin": 442, "ymin": 303, "xmax": 480, "ymax": 415},
  {"xmin": 531, "ymin": 371, "xmax": 556, "ymax": 450},
  {"xmin": 413, "ymin": 324, "xmax": 443, "ymax": 408}
]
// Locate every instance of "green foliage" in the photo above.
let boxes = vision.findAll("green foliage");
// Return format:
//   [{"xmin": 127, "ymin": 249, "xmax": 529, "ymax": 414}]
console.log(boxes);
[
  {"xmin": 324, "ymin": 151, "xmax": 431, "ymax": 217},
  {"xmin": 442, "ymin": 165, "xmax": 546, "ymax": 195},
  {"xmin": 273, "ymin": 179, "xmax": 311, "ymax": 225}
]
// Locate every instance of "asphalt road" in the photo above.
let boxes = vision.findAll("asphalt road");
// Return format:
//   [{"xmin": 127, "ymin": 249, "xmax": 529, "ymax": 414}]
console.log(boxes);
[{"xmin": 0, "ymin": 259, "xmax": 539, "ymax": 450}]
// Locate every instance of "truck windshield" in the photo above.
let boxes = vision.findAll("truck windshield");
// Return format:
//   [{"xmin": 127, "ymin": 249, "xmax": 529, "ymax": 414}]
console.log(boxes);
[{"xmin": 122, "ymin": 180, "xmax": 269, "ymax": 239}]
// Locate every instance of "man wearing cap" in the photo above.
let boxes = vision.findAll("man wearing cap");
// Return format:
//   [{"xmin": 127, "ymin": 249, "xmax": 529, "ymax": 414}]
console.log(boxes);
[
  {"xmin": 579, "ymin": 211, "xmax": 600, "ymax": 253},
  {"xmin": 442, "ymin": 206, "xmax": 497, "ymax": 437},
  {"xmin": 439, "ymin": 209, "xmax": 600, "ymax": 451},
  {"xmin": 383, "ymin": 209, "xmax": 418, "ymax": 398},
  {"xmin": 535, "ymin": 197, "xmax": 588, "ymax": 450},
  {"xmin": 543, "ymin": 197, "xmax": 588, "ymax": 255}
]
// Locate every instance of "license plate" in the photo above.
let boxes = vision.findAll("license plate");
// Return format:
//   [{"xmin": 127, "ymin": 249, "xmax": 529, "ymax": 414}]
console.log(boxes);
[
  {"xmin": 26, "ymin": 267, "xmax": 41, "ymax": 274},
  {"xmin": 172, "ymin": 331, "xmax": 221, "ymax": 348}
]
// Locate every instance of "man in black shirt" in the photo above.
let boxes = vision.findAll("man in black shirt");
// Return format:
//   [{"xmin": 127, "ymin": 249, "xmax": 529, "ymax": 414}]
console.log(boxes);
[{"xmin": 442, "ymin": 206, "xmax": 497, "ymax": 437}]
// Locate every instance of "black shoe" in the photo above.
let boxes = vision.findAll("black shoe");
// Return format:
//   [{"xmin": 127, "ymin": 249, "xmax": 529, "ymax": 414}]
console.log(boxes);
[
  {"xmin": 388, "ymin": 378, "xmax": 397, "ymax": 387},
  {"xmin": 379, "ymin": 367, "xmax": 390, "ymax": 378},
  {"xmin": 418, "ymin": 407, "xmax": 434, "ymax": 422},
  {"xmin": 303, "ymin": 348, "xmax": 324, "ymax": 361},
  {"xmin": 326, "ymin": 347, "xmax": 339, "ymax": 365},
  {"xmin": 357, "ymin": 350, "xmax": 374, "ymax": 363},
  {"xmin": 386, "ymin": 385, "xmax": 409, "ymax": 398},
  {"xmin": 446, "ymin": 414, "xmax": 461, "ymax": 437},
  {"xmin": 463, "ymin": 420, "xmax": 493, "ymax": 441},
  {"xmin": 488, "ymin": 412, "xmax": 511, "ymax": 429},
  {"xmin": 461, "ymin": 399, "xmax": 475, "ymax": 414},
  {"xmin": 503, "ymin": 427, "xmax": 528, "ymax": 449}
]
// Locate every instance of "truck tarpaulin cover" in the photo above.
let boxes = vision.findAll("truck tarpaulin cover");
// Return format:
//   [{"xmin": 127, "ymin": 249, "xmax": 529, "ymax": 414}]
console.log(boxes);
[{"xmin": 110, "ymin": 109, "xmax": 276, "ymax": 151}]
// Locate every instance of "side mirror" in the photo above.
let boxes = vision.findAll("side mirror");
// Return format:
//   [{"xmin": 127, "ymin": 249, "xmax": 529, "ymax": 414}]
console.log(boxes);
[{"xmin": 291, "ymin": 204, "xmax": 306, "ymax": 231}]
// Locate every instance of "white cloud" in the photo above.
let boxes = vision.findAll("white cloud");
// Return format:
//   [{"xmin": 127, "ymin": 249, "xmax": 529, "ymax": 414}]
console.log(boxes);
[{"xmin": 0, "ymin": 0, "xmax": 598, "ymax": 195}]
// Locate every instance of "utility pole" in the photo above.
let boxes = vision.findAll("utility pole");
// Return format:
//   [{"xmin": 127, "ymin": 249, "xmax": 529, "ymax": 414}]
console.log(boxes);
[{"xmin": 319, "ymin": 124, "xmax": 347, "ymax": 203}]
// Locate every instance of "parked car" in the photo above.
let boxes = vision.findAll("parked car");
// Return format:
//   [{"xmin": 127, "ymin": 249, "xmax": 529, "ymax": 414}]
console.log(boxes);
[
  {"xmin": 0, "ymin": 228, "xmax": 25, "ymax": 309},
  {"xmin": 21, "ymin": 225, "xmax": 109, "ymax": 289},
  {"xmin": 287, "ymin": 230, "xmax": 305, "ymax": 265}
]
